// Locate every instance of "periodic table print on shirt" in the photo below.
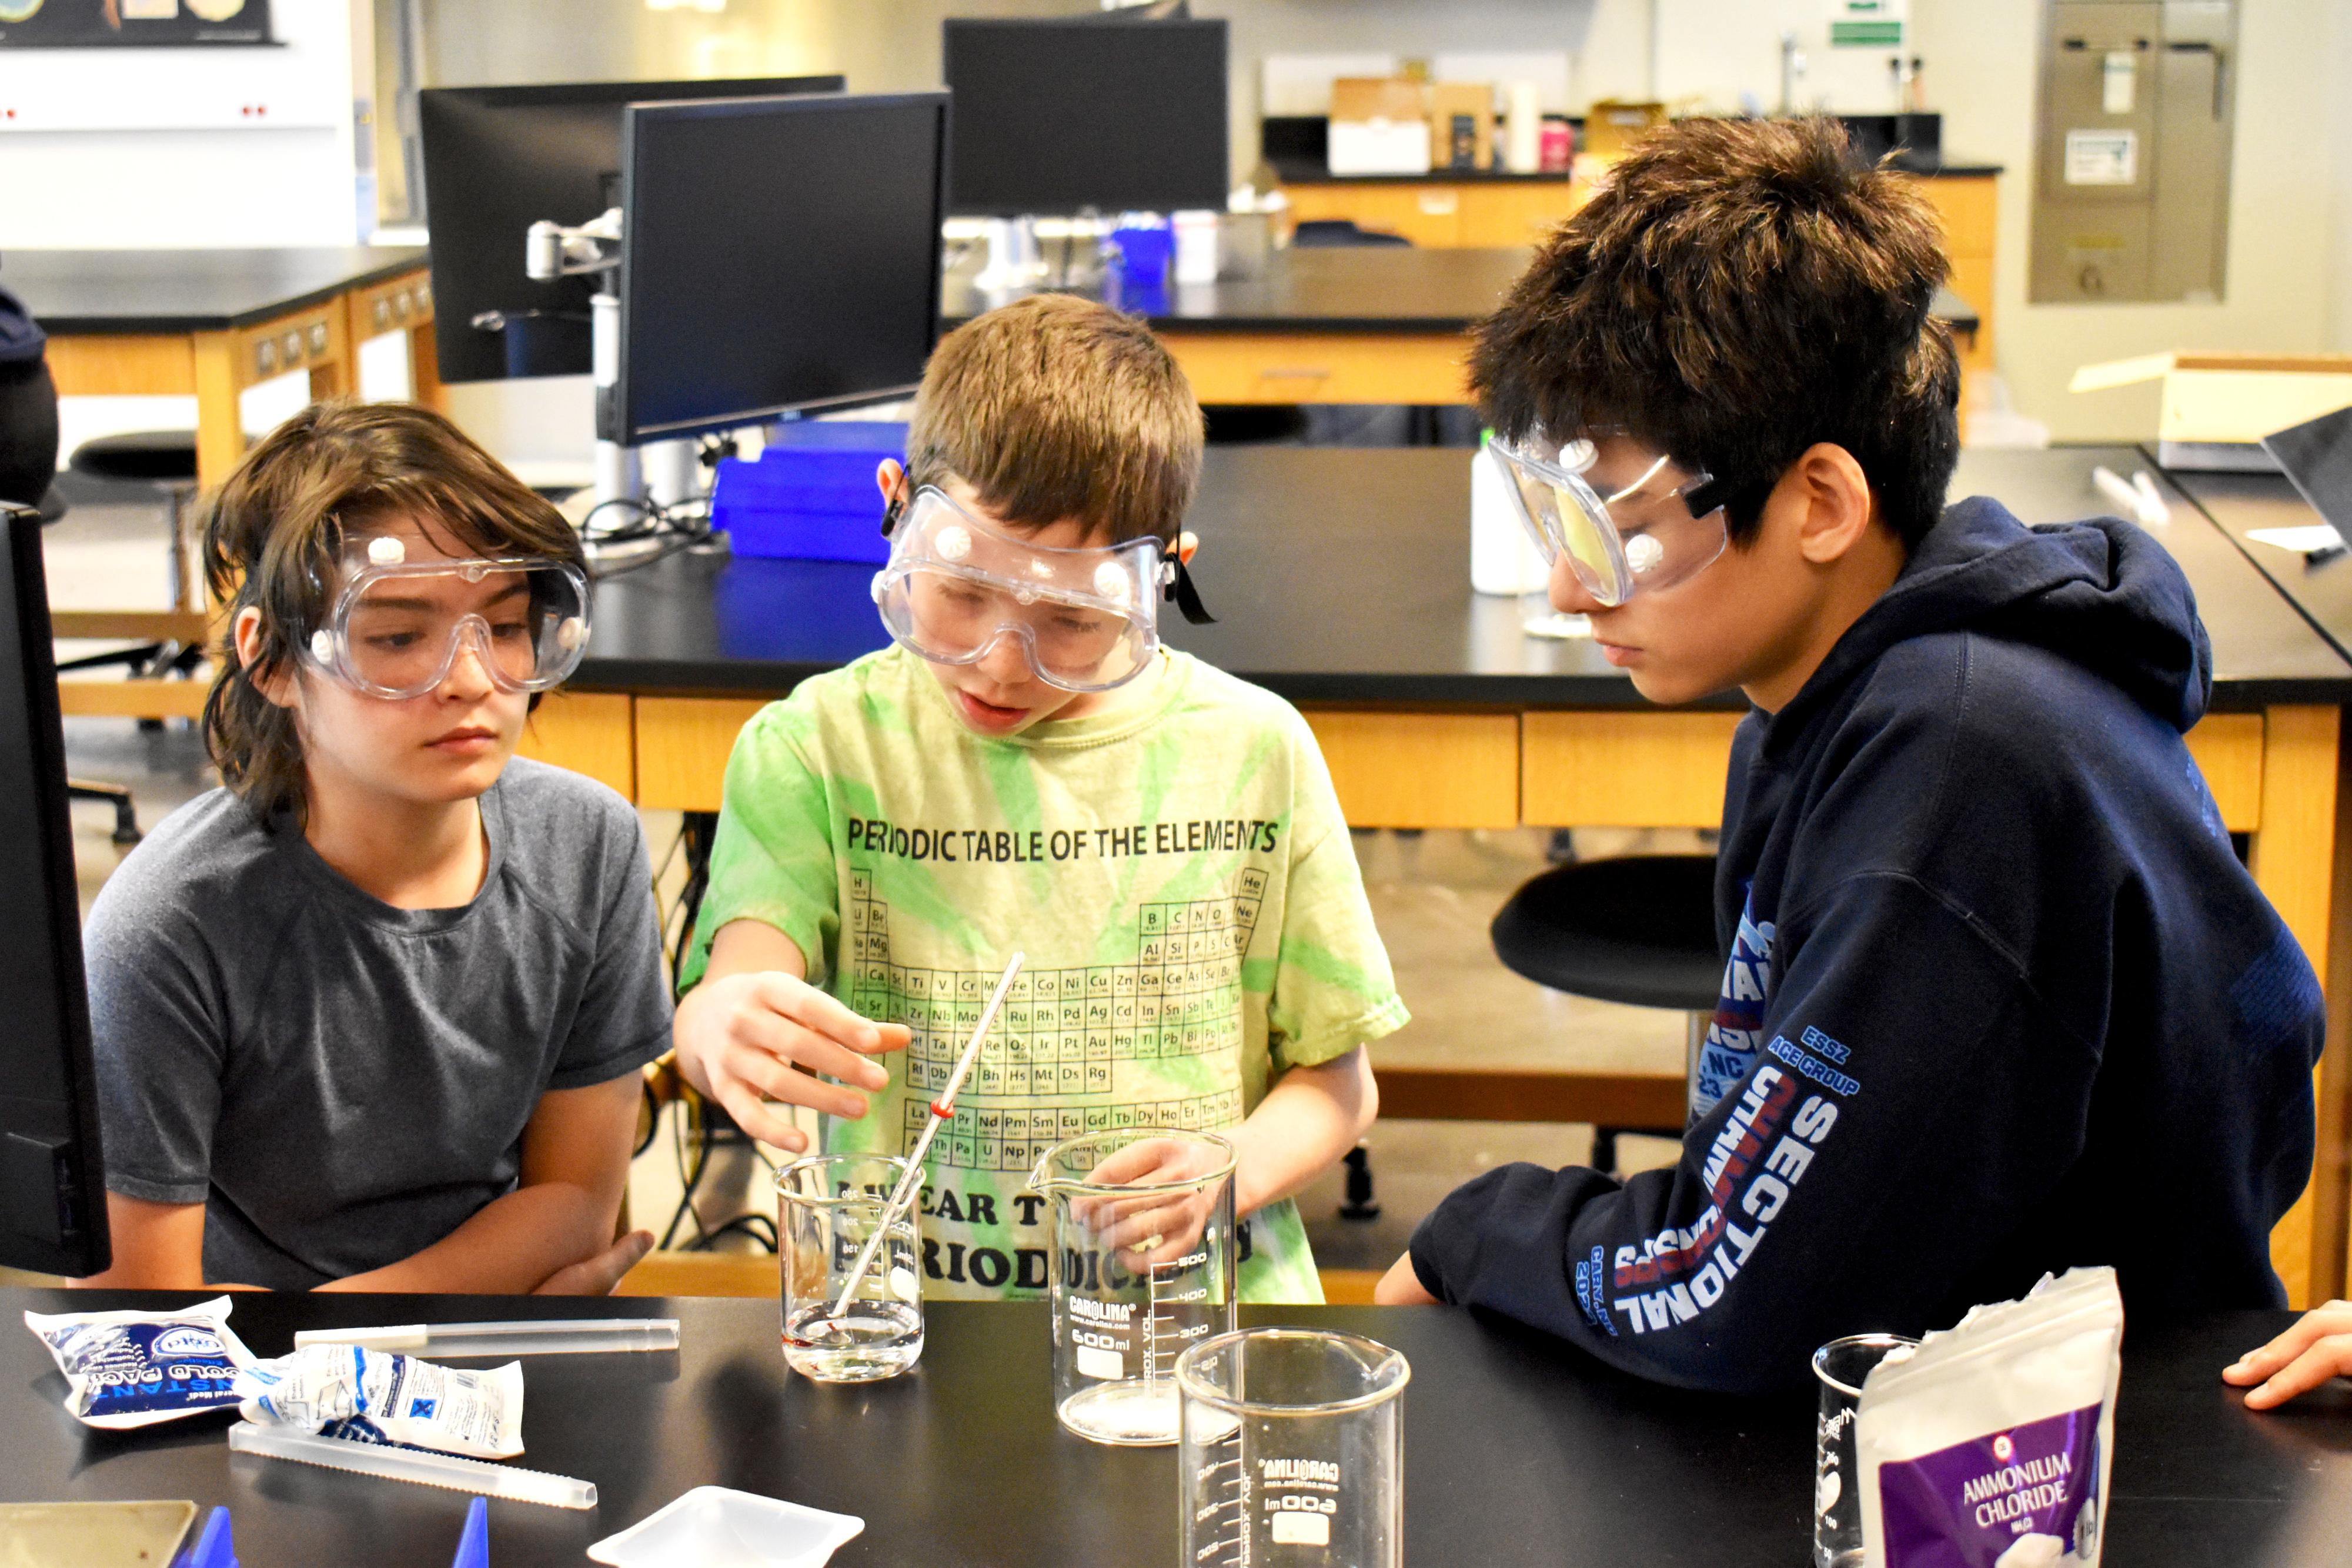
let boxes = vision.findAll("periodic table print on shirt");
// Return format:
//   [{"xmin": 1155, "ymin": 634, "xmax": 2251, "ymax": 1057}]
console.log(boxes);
[{"xmin": 845, "ymin": 868, "xmax": 1267, "ymax": 1175}]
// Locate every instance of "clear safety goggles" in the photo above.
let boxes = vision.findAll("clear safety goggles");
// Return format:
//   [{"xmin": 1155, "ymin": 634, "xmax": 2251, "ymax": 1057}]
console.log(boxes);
[
  {"xmin": 871, "ymin": 486, "xmax": 1209, "ymax": 694},
  {"xmin": 303, "ymin": 536, "xmax": 592, "ymax": 700},
  {"xmin": 1485, "ymin": 429, "xmax": 1742, "ymax": 607}
]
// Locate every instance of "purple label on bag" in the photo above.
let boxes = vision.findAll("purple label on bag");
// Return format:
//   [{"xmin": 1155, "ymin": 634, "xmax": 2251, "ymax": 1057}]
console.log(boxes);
[{"xmin": 1877, "ymin": 1402, "xmax": 2102, "ymax": 1567}]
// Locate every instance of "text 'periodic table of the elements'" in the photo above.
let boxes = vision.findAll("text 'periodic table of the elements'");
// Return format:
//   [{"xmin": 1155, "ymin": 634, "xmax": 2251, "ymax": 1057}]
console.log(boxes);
[{"xmin": 847, "ymin": 869, "xmax": 1267, "ymax": 1174}]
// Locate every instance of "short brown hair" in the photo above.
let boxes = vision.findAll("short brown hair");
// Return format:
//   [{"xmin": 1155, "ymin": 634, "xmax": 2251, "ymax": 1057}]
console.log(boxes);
[
  {"xmin": 198, "ymin": 400, "xmax": 584, "ymax": 828},
  {"xmin": 1471, "ymin": 116, "xmax": 1960, "ymax": 549},
  {"xmin": 906, "ymin": 293, "xmax": 1204, "ymax": 545}
]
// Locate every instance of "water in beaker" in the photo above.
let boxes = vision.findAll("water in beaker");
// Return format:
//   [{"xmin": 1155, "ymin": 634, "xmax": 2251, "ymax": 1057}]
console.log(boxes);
[
  {"xmin": 1177, "ymin": 1328, "xmax": 1410, "ymax": 1568},
  {"xmin": 1027, "ymin": 1126, "xmax": 1237, "ymax": 1445},
  {"xmin": 776, "ymin": 1153, "xmax": 924, "ymax": 1383}
]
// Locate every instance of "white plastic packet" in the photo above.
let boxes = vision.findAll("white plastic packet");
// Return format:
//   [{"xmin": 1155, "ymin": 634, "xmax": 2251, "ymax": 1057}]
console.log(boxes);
[
  {"xmin": 235, "ymin": 1343, "xmax": 526, "ymax": 1460},
  {"xmin": 23, "ymin": 1296, "xmax": 255, "ymax": 1429},
  {"xmin": 1855, "ymin": 1267, "xmax": 2123, "ymax": 1568},
  {"xmin": 24, "ymin": 1299, "xmax": 523, "ymax": 1458}
]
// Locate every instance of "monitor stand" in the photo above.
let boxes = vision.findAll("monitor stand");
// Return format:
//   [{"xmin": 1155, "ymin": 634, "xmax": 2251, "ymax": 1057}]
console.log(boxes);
[
  {"xmin": 532, "ymin": 213, "xmax": 699, "ymax": 515},
  {"xmin": 973, "ymin": 216, "xmax": 1048, "ymax": 292}
]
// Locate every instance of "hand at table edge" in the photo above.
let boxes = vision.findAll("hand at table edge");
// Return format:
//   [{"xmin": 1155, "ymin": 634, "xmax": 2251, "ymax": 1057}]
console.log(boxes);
[{"xmin": 2223, "ymin": 1299, "xmax": 2352, "ymax": 1409}]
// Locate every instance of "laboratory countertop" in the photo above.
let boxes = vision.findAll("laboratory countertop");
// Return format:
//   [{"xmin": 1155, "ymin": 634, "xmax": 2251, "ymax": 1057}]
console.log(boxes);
[
  {"xmin": 1266, "ymin": 156, "xmax": 2005, "ymax": 183},
  {"xmin": 2, "ymin": 1288, "xmax": 2341, "ymax": 1567},
  {"xmin": 941, "ymin": 244, "xmax": 1982, "ymax": 337},
  {"xmin": 574, "ymin": 446, "xmax": 2352, "ymax": 708},
  {"xmin": 2159, "ymin": 463, "xmax": 2352, "ymax": 668},
  {"xmin": 1, "ymin": 246, "xmax": 428, "ymax": 335}
]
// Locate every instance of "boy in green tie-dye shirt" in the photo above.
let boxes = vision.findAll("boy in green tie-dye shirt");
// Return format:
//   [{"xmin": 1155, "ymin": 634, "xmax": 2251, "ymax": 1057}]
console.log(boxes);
[{"xmin": 671, "ymin": 295, "xmax": 1406, "ymax": 1302}]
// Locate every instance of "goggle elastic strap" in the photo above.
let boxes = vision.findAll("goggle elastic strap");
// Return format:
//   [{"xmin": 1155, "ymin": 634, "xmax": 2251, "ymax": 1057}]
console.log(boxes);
[{"xmin": 1161, "ymin": 545, "xmax": 1216, "ymax": 627}]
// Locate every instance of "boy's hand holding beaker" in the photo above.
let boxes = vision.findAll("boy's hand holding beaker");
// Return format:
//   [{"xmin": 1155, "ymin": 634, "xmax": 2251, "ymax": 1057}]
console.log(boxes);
[{"xmin": 1076, "ymin": 1135, "xmax": 1231, "ymax": 1272}]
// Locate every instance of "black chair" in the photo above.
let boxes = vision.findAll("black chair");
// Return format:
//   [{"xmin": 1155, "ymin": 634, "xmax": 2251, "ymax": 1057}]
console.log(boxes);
[
  {"xmin": 1489, "ymin": 854, "xmax": 1722, "ymax": 1175},
  {"xmin": 1289, "ymin": 219, "xmax": 1412, "ymax": 248}
]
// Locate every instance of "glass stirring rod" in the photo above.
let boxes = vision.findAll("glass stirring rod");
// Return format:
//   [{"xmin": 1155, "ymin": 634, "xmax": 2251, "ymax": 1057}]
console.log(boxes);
[{"xmin": 828, "ymin": 950, "xmax": 1025, "ymax": 1322}]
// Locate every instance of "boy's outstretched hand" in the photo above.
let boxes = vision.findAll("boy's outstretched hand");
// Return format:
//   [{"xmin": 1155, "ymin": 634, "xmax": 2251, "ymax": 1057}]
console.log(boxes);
[
  {"xmin": 2224, "ymin": 1301, "xmax": 2352, "ymax": 1409},
  {"xmin": 673, "ymin": 924, "xmax": 911, "ymax": 1152}
]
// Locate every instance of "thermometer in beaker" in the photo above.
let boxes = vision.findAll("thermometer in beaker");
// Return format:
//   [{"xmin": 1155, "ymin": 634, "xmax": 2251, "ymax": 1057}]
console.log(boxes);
[{"xmin": 828, "ymin": 950, "xmax": 1025, "ymax": 1322}]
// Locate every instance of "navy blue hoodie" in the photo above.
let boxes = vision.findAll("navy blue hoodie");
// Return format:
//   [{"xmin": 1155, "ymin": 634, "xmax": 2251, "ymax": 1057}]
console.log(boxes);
[{"xmin": 1408, "ymin": 497, "xmax": 2324, "ymax": 1393}]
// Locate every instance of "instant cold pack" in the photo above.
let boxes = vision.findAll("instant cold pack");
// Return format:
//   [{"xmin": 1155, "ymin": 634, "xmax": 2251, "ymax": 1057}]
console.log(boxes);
[{"xmin": 25, "ymin": 1298, "xmax": 524, "ymax": 1457}]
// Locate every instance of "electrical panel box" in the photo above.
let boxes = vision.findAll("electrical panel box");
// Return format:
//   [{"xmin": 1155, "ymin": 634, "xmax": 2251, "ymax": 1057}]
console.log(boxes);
[{"xmin": 2030, "ymin": 0, "xmax": 2236, "ymax": 303}]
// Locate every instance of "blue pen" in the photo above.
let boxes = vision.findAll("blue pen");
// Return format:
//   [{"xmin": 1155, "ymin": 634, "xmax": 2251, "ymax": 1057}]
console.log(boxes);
[
  {"xmin": 451, "ymin": 1496, "xmax": 490, "ymax": 1568},
  {"xmin": 179, "ymin": 1506, "xmax": 236, "ymax": 1568}
]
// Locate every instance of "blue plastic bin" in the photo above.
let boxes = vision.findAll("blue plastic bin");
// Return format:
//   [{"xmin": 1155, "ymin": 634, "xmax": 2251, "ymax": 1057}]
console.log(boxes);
[{"xmin": 710, "ymin": 422, "xmax": 905, "ymax": 563}]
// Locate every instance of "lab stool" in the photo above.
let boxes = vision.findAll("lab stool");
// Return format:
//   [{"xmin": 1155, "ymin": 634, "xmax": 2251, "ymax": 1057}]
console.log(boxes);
[
  {"xmin": 55, "ymin": 429, "xmax": 208, "ymax": 844},
  {"xmin": 68, "ymin": 429, "xmax": 204, "ymax": 618},
  {"xmin": 61, "ymin": 429, "xmax": 208, "ymax": 681},
  {"xmin": 1488, "ymin": 854, "xmax": 1722, "ymax": 1175}
]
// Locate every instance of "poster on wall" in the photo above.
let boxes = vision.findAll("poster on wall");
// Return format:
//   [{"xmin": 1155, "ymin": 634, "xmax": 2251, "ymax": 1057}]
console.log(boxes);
[{"xmin": 0, "ymin": 0, "xmax": 273, "ymax": 48}]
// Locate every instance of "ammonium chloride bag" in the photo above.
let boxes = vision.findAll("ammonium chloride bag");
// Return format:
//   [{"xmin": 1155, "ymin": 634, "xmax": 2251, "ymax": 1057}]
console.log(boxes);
[
  {"xmin": 1856, "ymin": 1267, "xmax": 2124, "ymax": 1568},
  {"xmin": 26, "ymin": 1299, "xmax": 524, "ymax": 1458}
]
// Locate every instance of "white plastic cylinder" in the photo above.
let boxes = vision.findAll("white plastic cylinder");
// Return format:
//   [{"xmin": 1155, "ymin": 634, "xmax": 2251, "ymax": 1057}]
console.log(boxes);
[
  {"xmin": 1172, "ymin": 210, "xmax": 1221, "ymax": 285},
  {"xmin": 1470, "ymin": 444, "xmax": 1549, "ymax": 596},
  {"xmin": 1504, "ymin": 82, "xmax": 1543, "ymax": 175}
]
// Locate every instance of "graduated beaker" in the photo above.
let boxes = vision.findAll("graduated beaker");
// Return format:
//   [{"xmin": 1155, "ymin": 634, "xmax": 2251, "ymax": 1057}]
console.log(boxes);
[
  {"xmin": 775, "ymin": 1153, "xmax": 923, "ymax": 1383},
  {"xmin": 1812, "ymin": 1333, "xmax": 1919, "ymax": 1567},
  {"xmin": 1177, "ymin": 1328, "xmax": 1410, "ymax": 1568},
  {"xmin": 1026, "ymin": 1126, "xmax": 1237, "ymax": 1445}
]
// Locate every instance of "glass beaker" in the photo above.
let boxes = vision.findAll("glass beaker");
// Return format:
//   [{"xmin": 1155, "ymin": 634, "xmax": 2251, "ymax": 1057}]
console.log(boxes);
[
  {"xmin": 1812, "ymin": 1333, "xmax": 1919, "ymax": 1567},
  {"xmin": 775, "ymin": 1153, "xmax": 924, "ymax": 1383},
  {"xmin": 1025, "ymin": 1126, "xmax": 1237, "ymax": 1445},
  {"xmin": 1176, "ymin": 1328, "xmax": 1410, "ymax": 1568}
]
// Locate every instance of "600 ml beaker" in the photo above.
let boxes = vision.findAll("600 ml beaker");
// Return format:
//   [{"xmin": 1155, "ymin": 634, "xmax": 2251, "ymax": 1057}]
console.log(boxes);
[
  {"xmin": 1027, "ymin": 1127, "xmax": 1237, "ymax": 1446},
  {"xmin": 1177, "ymin": 1328, "xmax": 1410, "ymax": 1568},
  {"xmin": 776, "ymin": 1154, "xmax": 923, "ymax": 1383}
]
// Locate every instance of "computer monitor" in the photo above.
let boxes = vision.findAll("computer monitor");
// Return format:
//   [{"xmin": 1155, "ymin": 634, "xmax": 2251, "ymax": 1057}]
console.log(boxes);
[
  {"xmin": 419, "ymin": 75, "xmax": 845, "ymax": 385},
  {"xmin": 616, "ymin": 91, "xmax": 950, "ymax": 446},
  {"xmin": 0, "ymin": 506, "xmax": 109, "ymax": 1278},
  {"xmin": 941, "ymin": 18, "xmax": 1228, "ymax": 218}
]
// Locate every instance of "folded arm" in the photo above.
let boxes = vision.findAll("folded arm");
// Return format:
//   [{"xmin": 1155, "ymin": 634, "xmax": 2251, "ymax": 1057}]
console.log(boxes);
[{"xmin": 80, "ymin": 1073, "xmax": 648, "ymax": 1295}]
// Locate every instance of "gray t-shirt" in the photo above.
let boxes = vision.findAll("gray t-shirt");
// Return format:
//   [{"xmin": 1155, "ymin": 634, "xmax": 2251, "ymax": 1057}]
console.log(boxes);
[{"xmin": 84, "ymin": 758, "xmax": 671, "ymax": 1289}]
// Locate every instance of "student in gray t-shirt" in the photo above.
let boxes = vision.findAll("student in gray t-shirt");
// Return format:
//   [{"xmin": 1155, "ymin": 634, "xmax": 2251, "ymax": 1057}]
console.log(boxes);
[{"xmin": 77, "ymin": 402, "xmax": 670, "ymax": 1293}]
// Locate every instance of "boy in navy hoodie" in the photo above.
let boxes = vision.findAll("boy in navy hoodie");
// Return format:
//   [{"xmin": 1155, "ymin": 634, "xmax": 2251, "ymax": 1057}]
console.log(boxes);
[{"xmin": 1375, "ymin": 117, "xmax": 2324, "ymax": 1393}]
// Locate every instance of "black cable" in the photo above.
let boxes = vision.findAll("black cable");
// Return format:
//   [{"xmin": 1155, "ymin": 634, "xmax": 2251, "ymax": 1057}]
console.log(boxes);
[
  {"xmin": 667, "ymin": 811, "xmax": 720, "ymax": 980},
  {"xmin": 659, "ymin": 1095, "xmax": 713, "ymax": 1249},
  {"xmin": 688, "ymin": 1213, "xmax": 779, "ymax": 1253},
  {"xmin": 633, "ymin": 1078, "xmax": 660, "ymax": 1159}
]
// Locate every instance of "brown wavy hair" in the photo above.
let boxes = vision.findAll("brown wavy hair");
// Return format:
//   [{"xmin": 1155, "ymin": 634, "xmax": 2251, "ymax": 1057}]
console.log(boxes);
[
  {"xmin": 198, "ymin": 400, "xmax": 584, "ymax": 829},
  {"xmin": 1471, "ymin": 116, "xmax": 1960, "ymax": 549},
  {"xmin": 907, "ymin": 292, "xmax": 1204, "ymax": 546}
]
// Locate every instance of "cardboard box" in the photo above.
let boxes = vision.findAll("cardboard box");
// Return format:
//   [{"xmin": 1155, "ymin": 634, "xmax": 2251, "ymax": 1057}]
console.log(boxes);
[
  {"xmin": 2069, "ymin": 352, "xmax": 2352, "ymax": 472},
  {"xmin": 1428, "ymin": 82, "xmax": 1495, "ymax": 171},
  {"xmin": 1329, "ymin": 77, "xmax": 1432, "ymax": 176},
  {"xmin": 1582, "ymin": 99, "xmax": 1667, "ymax": 161}
]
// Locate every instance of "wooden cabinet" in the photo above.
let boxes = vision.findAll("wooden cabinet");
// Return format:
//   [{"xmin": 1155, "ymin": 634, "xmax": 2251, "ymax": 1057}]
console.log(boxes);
[
  {"xmin": 1279, "ymin": 179, "xmax": 1589, "ymax": 249},
  {"xmin": 1913, "ymin": 173, "xmax": 1998, "ymax": 372},
  {"xmin": 1279, "ymin": 172, "xmax": 1995, "ymax": 372}
]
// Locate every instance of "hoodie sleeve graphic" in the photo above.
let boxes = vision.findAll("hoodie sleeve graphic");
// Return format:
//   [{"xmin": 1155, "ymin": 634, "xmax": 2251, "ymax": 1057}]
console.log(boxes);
[{"xmin": 1409, "ymin": 874, "xmax": 2079, "ymax": 1393}]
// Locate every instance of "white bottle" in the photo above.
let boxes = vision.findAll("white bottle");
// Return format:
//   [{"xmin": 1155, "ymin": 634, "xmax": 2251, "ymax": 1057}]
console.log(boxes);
[
  {"xmin": 1504, "ymin": 82, "xmax": 1542, "ymax": 174},
  {"xmin": 1172, "ymin": 210, "xmax": 1221, "ymax": 285},
  {"xmin": 1470, "ymin": 442, "xmax": 1549, "ymax": 596}
]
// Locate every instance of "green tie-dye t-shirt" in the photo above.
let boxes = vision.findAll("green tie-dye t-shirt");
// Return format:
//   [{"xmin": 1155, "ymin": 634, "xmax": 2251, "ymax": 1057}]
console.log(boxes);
[{"xmin": 680, "ymin": 644, "xmax": 1408, "ymax": 1302}]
